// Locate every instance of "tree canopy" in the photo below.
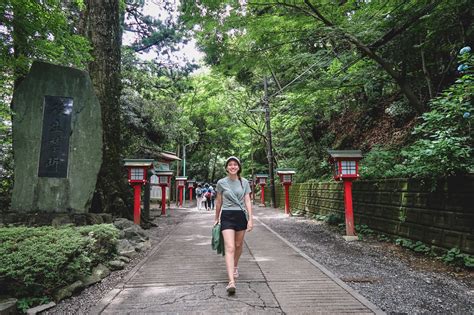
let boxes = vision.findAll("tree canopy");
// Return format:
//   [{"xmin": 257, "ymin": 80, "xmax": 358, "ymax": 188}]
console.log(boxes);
[{"xmin": 0, "ymin": 0, "xmax": 472, "ymax": 210}]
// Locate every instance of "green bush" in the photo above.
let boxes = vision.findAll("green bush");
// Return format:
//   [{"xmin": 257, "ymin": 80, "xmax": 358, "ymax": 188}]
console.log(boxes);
[
  {"xmin": 0, "ymin": 224, "xmax": 119, "ymax": 298},
  {"xmin": 359, "ymin": 146, "xmax": 401, "ymax": 179},
  {"xmin": 442, "ymin": 247, "xmax": 474, "ymax": 268},
  {"xmin": 395, "ymin": 238, "xmax": 431, "ymax": 254},
  {"xmin": 398, "ymin": 49, "xmax": 473, "ymax": 180},
  {"xmin": 395, "ymin": 239, "xmax": 474, "ymax": 268}
]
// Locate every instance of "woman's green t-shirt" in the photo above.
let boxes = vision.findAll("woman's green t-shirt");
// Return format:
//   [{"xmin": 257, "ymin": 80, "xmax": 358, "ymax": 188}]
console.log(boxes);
[{"xmin": 216, "ymin": 177, "xmax": 251, "ymax": 211}]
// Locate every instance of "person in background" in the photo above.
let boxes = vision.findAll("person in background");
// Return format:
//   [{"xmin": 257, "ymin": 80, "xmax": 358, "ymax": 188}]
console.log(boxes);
[
  {"xmin": 201, "ymin": 184, "xmax": 209, "ymax": 210},
  {"xmin": 209, "ymin": 185, "xmax": 216, "ymax": 210},
  {"xmin": 214, "ymin": 156, "xmax": 253, "ymax": 295},
  {"xmin": 196, "ymin": 183, "xmax": 203, "ymax": 210},
  {"xmin": 204, "ymin": 185, "xmax": 213, "ymax": 211},
  {"xmin": 202, "ymin": 183, "xmax": 208, "ymax": 210}
]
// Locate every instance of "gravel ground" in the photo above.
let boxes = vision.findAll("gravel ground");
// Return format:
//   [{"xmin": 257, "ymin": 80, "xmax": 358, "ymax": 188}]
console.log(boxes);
[
  {"xmin": 255, "ymin": 207, "xmax": 474, "ymax": 314},
  {"xmin": 43, "ymin": 208, "xmax": 190, "ymax": 315}
]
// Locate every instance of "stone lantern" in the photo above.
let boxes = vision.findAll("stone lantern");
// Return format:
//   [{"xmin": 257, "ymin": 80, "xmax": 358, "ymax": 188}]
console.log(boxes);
[
  {"xmin": 124, "ymin": 159, "xmax": 154, "ymax": 224},
  {"xmin": 155, "ymin": 170, "xmax": 173, "ymax": 215},
  {"xmin": 187, "ymin": 180, "xmax": 196, "ymax": 202},
  {"xmin": 276, "ymin": 169, "xmax": 296, "ymax": 215},
  {"xmin": 255, "ymin": 174, "xmax": 269, "ymax": 206},
  {"xmin": 175, "ymin": 176, "xmax": 187, "ymax": 207},
  {"xmin": 328, "ymin": 150, "xmax": 363, "ymax": 241}
]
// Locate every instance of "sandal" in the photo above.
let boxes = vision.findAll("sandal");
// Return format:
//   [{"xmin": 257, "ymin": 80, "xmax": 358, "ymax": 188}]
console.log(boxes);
[
  {"xmin": 226, "ymin": 281, "xmax": 236, "ymax": 294},
  {"xmin": 233, "ymin": 267, "xmax": 239, "ymax": 278}
]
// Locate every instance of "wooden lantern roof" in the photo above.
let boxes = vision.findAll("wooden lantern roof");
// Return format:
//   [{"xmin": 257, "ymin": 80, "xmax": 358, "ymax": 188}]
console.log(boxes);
[
  {"xmin": 327, "ymin": 150, "xmax": 362, "ymax": 162},
  {"xmin": 276, "ymin": 168, "xmax": 296, "ymax": 175},
  {"xmin": 123, "ymin": 159, "xmax": 154, "ymax": 167}
]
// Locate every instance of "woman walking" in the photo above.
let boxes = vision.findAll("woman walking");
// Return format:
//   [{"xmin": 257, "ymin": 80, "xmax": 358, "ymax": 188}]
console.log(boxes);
[{"xmin": 214, "ymin": 156, "xmax": 253, "ymax": 294}]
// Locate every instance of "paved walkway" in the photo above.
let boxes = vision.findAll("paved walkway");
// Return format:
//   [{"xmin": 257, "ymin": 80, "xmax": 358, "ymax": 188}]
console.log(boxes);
[{"xmin": 92, "ymin": 206, "xmax": 384, "ymax": 314}]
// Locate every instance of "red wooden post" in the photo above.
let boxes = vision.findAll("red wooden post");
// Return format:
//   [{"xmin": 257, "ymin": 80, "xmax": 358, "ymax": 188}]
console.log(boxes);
[
  {"xmin": 189, "ymin": 187, "xmax": 193, "ymax": 201},
  {"xmin": 161, "ymin": 185, "xmax": 167, "ymax": 215},
  {"xmin": 284, "ymin": 184, "xmax": 290, "ymax": 215},
  {"xmin": 343, "ymin": 180, "xmax": 355, "ymax": 236},
  {"xmin": 179, "ymin": 186, "xmax": 183, "ymax": 207},
  {"xmin": 260, "ymin": 184, "xmax": 265, "ymax": 206},
  {"xmin": 133, "ymin": 184, "xmax": 141, "ymax": 224}
]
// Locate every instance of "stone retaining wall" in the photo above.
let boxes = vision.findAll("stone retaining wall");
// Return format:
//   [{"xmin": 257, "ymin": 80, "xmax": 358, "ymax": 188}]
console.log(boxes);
[{"xmin": 265, "ymin": 176, "xmax": 474, "ymax": 254}]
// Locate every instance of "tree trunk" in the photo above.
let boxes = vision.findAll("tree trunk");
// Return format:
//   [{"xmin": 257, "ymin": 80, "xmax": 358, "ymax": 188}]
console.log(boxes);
[
  {"xmin": 420, "ymin": 46, "xmax": 433, "ymax": 99},
  {"xmin": 83, "ymin": 0, "xmax": 127, "ymax": 215},
  {"xmin": 210, "ymin": 151, "xmax": 218, "ymax": 183}
]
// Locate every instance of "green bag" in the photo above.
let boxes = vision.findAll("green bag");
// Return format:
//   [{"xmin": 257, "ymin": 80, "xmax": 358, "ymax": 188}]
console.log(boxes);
[{"xmin": 211, "ymin": 223, "xmax": 225, "ymax": 256}]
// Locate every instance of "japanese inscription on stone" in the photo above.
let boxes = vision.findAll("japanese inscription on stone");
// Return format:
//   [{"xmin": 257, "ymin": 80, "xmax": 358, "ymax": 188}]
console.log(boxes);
[{"xmin": 38, "ymin": 96, "xmax": 73, "ymax": 178}]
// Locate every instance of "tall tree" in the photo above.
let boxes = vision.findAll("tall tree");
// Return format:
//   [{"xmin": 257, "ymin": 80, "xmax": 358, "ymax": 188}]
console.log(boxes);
[{"xmin": 82, "ymin": 0, "xmax": 126, "ymax": 214}]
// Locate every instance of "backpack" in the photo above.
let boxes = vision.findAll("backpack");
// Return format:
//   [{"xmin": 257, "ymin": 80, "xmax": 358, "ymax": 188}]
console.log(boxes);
[
  {"xmin": 205, "ymin": 191, "xmax": 212, "ymax": 199},
  {"xmin": 196, "ymin": 187, "xmax": 202, "ymax": 197}
]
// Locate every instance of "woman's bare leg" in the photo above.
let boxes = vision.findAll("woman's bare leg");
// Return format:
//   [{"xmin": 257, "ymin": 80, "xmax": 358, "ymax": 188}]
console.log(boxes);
[
  {"xmin": 222, "ymin": 229, "xmax": 236, "ymax": 282},
  {"xmin": 234, "ymin": 230, "xmax": 246, "ymax": 269}
]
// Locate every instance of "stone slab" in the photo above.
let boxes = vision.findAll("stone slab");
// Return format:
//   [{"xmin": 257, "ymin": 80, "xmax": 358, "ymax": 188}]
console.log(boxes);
[
  {"xmin": 11, "ymin": 61, "xmax": 102, "ymax": 213},
  {"xmin": 26, "ymin": 301, "xmax": 56, "ymax": 314}
]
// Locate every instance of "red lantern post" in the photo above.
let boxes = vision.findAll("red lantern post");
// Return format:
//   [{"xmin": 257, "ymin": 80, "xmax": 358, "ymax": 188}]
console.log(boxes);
[
  {"xmin": 328, "ymin": 150, "xmax": 363, "ymax": 241},
  {"xmin": 187, "ymin": 180, "xmax": 195, "ymax": 202},
  {"xmin": 156, "ymin": 171, "xmax": 173, "ymax": 216},
  {"xmin": 276, "ymin": 169, "xmax": 296, "ymax": 215},
  {"xmin": 175, "ymin": 176, "xmax": 187, "ymax": 207},
  {"xmin": 255, "ymin": 174, "xmax": 268, "ymax": 207},
  {"xmin": 124, "ymin": 159, "xmax": 154, "ymax": 225}
]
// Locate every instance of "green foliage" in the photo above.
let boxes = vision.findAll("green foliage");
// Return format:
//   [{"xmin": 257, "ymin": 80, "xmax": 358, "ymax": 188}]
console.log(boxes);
[
  {"xmin": 396, "ymin": 51, "xmax": 473, "ymax": 180},
  {"xmin": 377, "ymin": 234, "xmax": 391, "ymax": 242},
  {"xmin": 0, "ymin": 119, "xmax": 13, "ymax": 210},
  {"xmin": 0, "ymin": 224, "xmax": 119, "ymax": 298},
  {"xmin": 359, "ymin": 146, "xmax": 400, "ymax": 179},
  {"xmin": 355, "ymin": 224, "xmax": 375, "ymax": 236},
  {"xmin": 395, "ymin": 238, "xmax": 432, "ymax": 254},
  {"xmin": 360, "ymin": 49, "xmax": 473, "ymax": 182},
  {"xmin": 123, "ymin": 0, "xmax": 193, "ymax": 71},
  {"xmin": 17, "ymin": 297, "xmax": 50, "ymax": 313},
  {"xmin": 179, "ymin": 0, "xmax": 471, "ymax": 183},
  {"xmin": 177, "ymin": 73, "xmax": 254, "ymax": 182},
  {"xmin": 442, "ymin": 248, "xmax": 474, "ymax": 268},
  {"xmin": 120, "ymin": 48, "xmax": 195, "ymax": 160}
]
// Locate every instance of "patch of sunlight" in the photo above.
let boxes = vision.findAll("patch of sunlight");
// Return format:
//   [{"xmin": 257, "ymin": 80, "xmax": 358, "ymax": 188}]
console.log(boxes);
[
  {"xmin": 251, "ymin": 256, "xmax": 275, "ymax": 262},
  {"xmin": 183, "ymin": 235, "xmax": 209, "ymax": 241},
  {"xmin": 140, "ymin": 286, "xmax": 174, "ymax": 297},
  {"xmin": 195, "ymin": 241, "xmax": 210, "ymax": 246}
]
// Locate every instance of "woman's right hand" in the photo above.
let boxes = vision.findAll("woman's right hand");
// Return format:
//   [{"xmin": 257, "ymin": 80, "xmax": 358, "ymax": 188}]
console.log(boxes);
[{"xmin": 214, "ymin": 220, "xmax": 219, "ymax": 226}]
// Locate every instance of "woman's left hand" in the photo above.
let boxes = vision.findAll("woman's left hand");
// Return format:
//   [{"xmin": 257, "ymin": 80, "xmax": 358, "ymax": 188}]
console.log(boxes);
[{"xmin": 247, "ymin": 219, "xmax": 253, "ymax": 232}]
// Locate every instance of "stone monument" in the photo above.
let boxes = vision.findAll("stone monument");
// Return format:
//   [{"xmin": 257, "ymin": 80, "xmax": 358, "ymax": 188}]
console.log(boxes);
[{"xmin": 10, "ymin": 61, "xmax": 102, "ymax": 214}]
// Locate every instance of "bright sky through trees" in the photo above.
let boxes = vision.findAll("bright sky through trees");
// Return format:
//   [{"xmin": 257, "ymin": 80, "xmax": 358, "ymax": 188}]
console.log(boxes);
[{"xmin": 122, "ymin": 0, "xmax": 205, "ymax": 67}]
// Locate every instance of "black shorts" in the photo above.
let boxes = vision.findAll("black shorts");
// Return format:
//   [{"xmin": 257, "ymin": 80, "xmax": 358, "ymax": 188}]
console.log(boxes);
[{"xmin": 220, "ymin": 210, "xmax": 248, "ymax": 231}]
